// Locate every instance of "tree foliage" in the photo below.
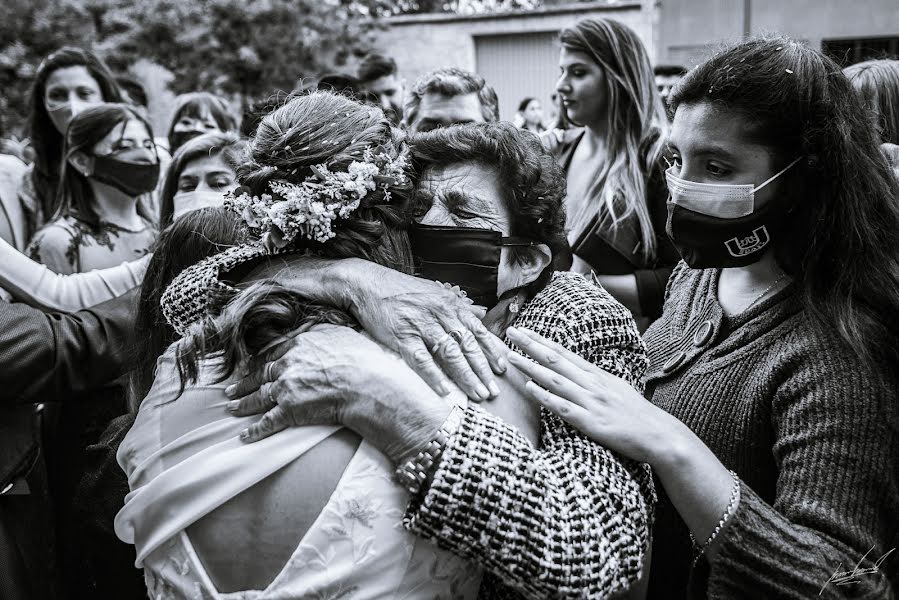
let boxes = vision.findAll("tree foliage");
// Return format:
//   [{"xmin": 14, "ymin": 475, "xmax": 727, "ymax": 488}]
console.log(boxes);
[{"xmin": 0, "ymin": 0, "xmax": 544, "ymax": 137}]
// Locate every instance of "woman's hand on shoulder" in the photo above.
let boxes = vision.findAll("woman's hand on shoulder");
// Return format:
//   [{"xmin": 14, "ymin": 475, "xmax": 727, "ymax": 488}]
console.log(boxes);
[
  {"xmin": 505, "ymin": 326, "xmax": 687, "ymax": 465},
  {"xmin": 224, "ymin": 324, "xmax": 451, "ymax": 465}
]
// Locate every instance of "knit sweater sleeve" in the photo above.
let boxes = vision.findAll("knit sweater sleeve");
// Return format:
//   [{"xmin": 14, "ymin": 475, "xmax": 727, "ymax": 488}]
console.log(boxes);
[
  {"xmin": 403, "ymin": 272, "xmax": 655, "ymax": 599},
  {"xmin": 705, "ymin": 340, "xmax": 898, "ymax": 599}
]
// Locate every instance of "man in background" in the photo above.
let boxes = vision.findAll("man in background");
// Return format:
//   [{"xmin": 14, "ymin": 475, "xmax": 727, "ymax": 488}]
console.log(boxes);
[
  {"xmin": 358, "ymin": 54, "xmax": 405, "ymax": 126},
  {"xmin": 404, "ymin": 67, "xmax": 499, "ymax": 134}
]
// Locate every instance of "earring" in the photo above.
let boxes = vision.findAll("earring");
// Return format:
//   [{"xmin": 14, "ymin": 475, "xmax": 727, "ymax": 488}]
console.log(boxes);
[{"xmin": 509, "ymin": 299, "xmax": 520, "ymax": 314}]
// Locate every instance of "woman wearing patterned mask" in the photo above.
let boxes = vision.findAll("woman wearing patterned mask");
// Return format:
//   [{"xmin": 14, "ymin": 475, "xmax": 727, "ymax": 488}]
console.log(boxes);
[
  {"xmin": 157, "ymin": 131, "xmax": 245, "ymax": 227},
  {"xmin": 27, "ymin": 103, "xmax": 159, "ymax": 274}
]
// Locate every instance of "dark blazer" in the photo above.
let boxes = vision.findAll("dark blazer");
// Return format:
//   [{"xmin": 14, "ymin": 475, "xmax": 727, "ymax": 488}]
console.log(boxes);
[
  {"xmin": 554, "ymin": 129, "xmax": 680, "ymax": 319},
  {"xmin": 0, "ymin": 290, "xmax": 137, "ymax": 404},
  {"xmin": 0, "ymin": 291, "xmax": 136, "ymax": 599}
]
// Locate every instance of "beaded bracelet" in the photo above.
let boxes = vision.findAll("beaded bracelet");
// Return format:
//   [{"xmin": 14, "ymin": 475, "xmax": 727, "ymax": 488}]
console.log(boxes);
[{"xmin": 689, "ymin": 469, "xmax": 740, "ymax": 566}]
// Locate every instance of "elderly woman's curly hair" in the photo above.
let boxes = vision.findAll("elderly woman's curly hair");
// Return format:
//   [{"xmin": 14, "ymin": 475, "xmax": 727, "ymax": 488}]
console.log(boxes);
[
  {"xmin": 409, "ymin": 121, "xmax": 570, "ymax": 297},
  {"xmin": 142, "ymin": 91, "xmax": 416, "ymax": 396}
]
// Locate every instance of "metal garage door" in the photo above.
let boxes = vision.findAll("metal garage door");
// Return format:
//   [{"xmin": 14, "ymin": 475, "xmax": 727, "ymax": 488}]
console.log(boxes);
[{"xmin": 475, "ymin": 31, "xmax": 562, "ymax": 124}]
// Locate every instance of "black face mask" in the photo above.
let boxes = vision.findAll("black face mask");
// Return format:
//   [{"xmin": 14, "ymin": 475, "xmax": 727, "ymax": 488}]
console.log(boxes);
[
  {"xmin": 91, "ymin": 154, "xmax": 160, "ymax": 197},
  {"xmin": 665, "ymin": 196, "xmax": 788, "ymax": 269},
  {"xmin": 409, "ymin": 224, "xmax": 535, "ymax": 309},
  {"xmin": 169, "ymin": 130, "xmax": 205, "ymax": 153}
]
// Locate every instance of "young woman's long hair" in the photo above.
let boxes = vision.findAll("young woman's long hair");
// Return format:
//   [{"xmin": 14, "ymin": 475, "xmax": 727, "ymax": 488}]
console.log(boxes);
[
  {"xmin": 843, "ymin": 59, "xmax": 899, "ymax": 145},
  {"xmin": 158, "ymin": 131, "xmax": 247, "ymax": 228},
  {"xmin": 27, "ymin": 47, "xmax": 123, "ymax": 219},
  {"xmin": 170, "ymin": 91, "xmax": 415, "ymax": 389},
  {"xmin": 56, "ymin": 103, "xmax": 156, "ymax": 228},
  {"xmin": 129, "ymin": 207, "xmax": 248, "ymax": 410},
  {"xmin": 560, "ymin": 18, "xmax": 668, "ymax": 262},
  {"xmin": 670, "ymin": 36, "xmax": 899, "ymax": 365}
]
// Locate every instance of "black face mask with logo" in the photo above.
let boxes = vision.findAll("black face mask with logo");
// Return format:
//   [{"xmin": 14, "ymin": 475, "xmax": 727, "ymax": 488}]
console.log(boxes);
[
  {"xmin": 409, "ymin": 224, "xmax": 535, "ymax": 309},
  {"xmin": 665, "ymin": 199, "xmax": 787, "ymax": 269},
  {"xmin": 663, "ymin": 158, "xmax": 802, "ymax": 269}
]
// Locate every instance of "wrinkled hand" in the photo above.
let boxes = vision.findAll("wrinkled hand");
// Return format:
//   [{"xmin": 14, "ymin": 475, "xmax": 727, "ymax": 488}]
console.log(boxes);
[
  {"xmin": 505, "ymin": 327, "xmax": 684, "ymax": 464},
  {"xmin": 345, "ymin": 261, "xmax": 508, "ymax": 402},
  {"xmin": 226, "ymin": 324, "xmax": 450, "ymax": 464}
]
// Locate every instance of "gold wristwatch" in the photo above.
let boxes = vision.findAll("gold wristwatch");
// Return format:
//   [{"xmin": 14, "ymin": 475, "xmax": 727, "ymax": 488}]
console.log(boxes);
[{"xmin": 394, "ymin": 405, "xmax": 464, "ymax": 495}]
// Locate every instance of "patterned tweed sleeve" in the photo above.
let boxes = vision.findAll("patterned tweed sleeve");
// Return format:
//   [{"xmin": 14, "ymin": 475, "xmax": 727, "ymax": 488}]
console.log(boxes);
[{"xmin": 403, "ymin": 272, "xmax": 656, "ymax": 600}]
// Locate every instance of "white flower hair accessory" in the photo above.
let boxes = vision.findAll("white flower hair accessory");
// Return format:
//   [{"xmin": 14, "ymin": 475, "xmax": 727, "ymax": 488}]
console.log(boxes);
[{"xmin": 224, "ymin": 146, "xmax": 409, "ymax": 251}]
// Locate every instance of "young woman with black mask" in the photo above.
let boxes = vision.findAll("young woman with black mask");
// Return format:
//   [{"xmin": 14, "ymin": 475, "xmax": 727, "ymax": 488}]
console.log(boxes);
[
  {"xmin": 508, "ymin": 36, "xmax": 899, "ymax": 599},
  {"xmin": 27, "ymin": 103, "xmax": 159, "ymax": 274}
]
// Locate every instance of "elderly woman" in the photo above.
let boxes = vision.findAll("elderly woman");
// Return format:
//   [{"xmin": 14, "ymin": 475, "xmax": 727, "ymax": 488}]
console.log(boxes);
[{"xmin": 175, "ymin": 121, "xmax": 655, "ymax": 599}]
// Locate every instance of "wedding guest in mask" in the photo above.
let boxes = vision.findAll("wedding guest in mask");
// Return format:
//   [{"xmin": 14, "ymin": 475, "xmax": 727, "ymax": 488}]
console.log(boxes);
[
  {"xmin": 158, "ymin": 131, "xmax": 244, "ymax": 227},
  {"xmin": 165, "ymin": 92, "xmax": 239, "ymax": 154},
  {"xmin": 505, "ymin": 36, "xmax": 899, "ymax": 598},
  {"xmin": 27, "ymin": 103, "xmax": 159, "ymax": 274},
  {"xmin": 18, "ymin": 47, "xmax": 124, "ymax": 240},
  {"xmin": 554, "ymin": 18, "xmax": 679, "ymax": 328}
]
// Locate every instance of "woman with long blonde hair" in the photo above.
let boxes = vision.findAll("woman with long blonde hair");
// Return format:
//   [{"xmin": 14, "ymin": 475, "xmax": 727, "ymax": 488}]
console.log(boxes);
[{"xmin": 555, "ymin": 18, "xmax": 679, "ymax": 325}]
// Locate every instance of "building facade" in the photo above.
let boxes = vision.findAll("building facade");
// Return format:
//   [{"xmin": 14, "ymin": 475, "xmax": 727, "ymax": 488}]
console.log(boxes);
[{"xmin": 371, "ymin": 0, "xmax": 899, "ymax": 121}]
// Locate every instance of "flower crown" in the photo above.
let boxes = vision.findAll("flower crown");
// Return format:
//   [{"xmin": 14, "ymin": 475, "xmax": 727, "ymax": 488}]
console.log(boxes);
[{"xmin": 224, "ymin": 146, "xmax": 409, "ymax": 251}]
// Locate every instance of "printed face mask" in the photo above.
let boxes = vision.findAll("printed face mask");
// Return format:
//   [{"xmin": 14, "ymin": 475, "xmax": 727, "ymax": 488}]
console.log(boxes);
[
  {"xmin": 90, "ymin": 153, "xmax": 160, "ymax": 197},
  {"xmin": 664, "ymin": 157, "xmax": 802, "ymax": 268},
  {"xmin": 409, "ymin": 224, "xmax": 535, "ymax": 309},
  {"xmin": 172, "ymin": 190, "xmax": 226, "ymax": 220}
]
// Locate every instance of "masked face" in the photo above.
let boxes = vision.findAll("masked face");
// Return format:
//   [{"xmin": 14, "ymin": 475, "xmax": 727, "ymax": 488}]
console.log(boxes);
[
  {"xmin": 170, "ymin": 111, "xmax": 222, "ymax": 152},
  {"xmin": 411, "ymin": 162, "xmax": 550, "ymax": 308},
  {"xmin": 44, "ymin": 66, "xmax": 103, "ymax": 134},
  {"xmin": 665, "ymin": 102, "xmax": 801, "ymax": 268},
  {"xmin": 76, "ymin": 118, "xmax": 160, "ymax": 197},
  {"xmin": 171, "ymin": 153, "xmax": 238, "ymax": 220}
]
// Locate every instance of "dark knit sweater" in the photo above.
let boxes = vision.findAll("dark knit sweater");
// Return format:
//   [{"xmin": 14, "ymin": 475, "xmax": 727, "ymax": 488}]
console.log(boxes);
[{"xmin": 644, "ymin": 263, "xmax": 898, "ymax": 599}]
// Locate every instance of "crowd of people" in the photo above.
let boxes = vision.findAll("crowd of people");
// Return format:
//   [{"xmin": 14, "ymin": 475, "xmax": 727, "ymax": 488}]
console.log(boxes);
[{"xmin": 1, "ymin": 15, "xmax": 898, "ymax": 600}]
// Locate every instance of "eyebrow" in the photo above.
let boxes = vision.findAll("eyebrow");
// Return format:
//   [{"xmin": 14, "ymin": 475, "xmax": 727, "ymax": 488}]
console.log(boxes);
[
  {"xmin": 669, "ymin": 141, "xmax": 737, "ymax": 161},
  {"xmin": 442, "ymin": 189, "xmax": 494, "ymax": 213}
]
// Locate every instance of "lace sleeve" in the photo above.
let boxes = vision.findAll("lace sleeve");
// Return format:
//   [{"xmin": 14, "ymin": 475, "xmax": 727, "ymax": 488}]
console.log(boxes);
[
  {"xmin": 0, "ymin": 236, "xmax": 148, "ymax": 311},
  {"xmin": 403, "ymin": 272, "xmax": 655, "ymax": 599}
]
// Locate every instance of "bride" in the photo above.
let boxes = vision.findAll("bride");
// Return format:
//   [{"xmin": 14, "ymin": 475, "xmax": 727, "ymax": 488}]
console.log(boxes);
[{"xmin": 114, "ymin": 92, "xmax": 539, "ymax": 598}]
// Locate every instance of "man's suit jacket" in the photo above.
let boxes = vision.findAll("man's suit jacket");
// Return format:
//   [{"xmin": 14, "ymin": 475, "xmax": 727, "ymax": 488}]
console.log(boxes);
[{"xmin": 0, "ymin": 290, "xmax": 136, "ymax": 599}]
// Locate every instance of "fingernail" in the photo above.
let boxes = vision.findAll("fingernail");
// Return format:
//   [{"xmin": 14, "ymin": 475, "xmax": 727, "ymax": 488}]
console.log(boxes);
[
  {"xmin": 496, "ymin": 357, "xmax": 508, "ymax": 373},
  {"xmin": 488, "ymin": 381, "xmax": 500, "ymax": 398},
  {"xmin": 225, "ymin": 385, "xmax": 237, "ymax": 398},
  {"xmin": 438, "ymin": 382, "xmax": 451, "ymax": 396},
  {"xmin": 226, "ymin": 401, "xmax": 240, "ymax": 413},
  {"xmin": 239, "ymin": 429, "xmax": 250, "ymax": 441},
  {"xmin": 476, "ymin": 383, "xmax": 490, "ymax": 400}
]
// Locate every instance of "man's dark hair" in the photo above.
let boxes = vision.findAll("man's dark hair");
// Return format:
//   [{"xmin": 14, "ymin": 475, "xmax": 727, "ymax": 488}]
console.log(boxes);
[
  {"xmin": 116, "ymin": 76, "xmax": 148, "ymax": 108},
  {"xmin": 405, "ymin": 67, "xmax": 500, "ymax": 127},
  {"xmin": 358, "ymin": 54, "xmax": 398, "ymax": 83},
  {"xmin": 653, "ymin": 64, "xmax": 688, "ymax": 77},
  {"xmin": 409, "ymin": 121, "xmax": 570, "ymax": 293}
]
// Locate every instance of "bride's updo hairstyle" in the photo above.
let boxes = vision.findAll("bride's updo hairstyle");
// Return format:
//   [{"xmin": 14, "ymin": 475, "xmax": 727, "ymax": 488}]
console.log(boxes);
[
  {"xmin": 238, "ymin": 90, "xmax": 414, "ymax": 266},
  {"xmin": 170, "ymin": 91, "xmax": 415, "ymax": 388}
]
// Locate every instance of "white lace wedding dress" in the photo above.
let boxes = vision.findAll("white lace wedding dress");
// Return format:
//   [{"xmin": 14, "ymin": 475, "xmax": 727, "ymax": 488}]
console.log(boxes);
[{"xmin": 115, "ymin": 343, "xmax": 481, "ymax": 600}]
